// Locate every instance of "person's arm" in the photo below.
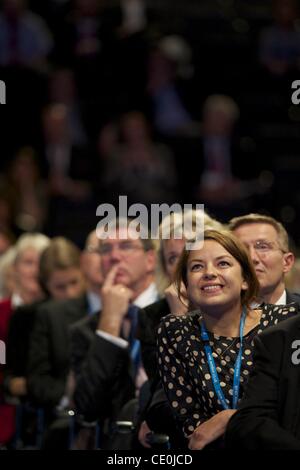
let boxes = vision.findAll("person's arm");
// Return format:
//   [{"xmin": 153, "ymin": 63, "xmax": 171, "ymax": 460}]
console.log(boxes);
[
  {"xmin": 225, "ymin": 332, "xmax": 300, "ymax": 450},
  {"xmin": 188, "ymin": 409, "xmax": 236, "ymax": 450},
  {"xmin": 27, "ymin": 307, "xmax": 66, "ymax": 407},
  {"xmin": 71, "ymin": 323, "xmax": 135, "ymax": 423},
  {"xmin": 136, "ymin": 307, "xmax": 159, "ymax": 383},
  {"xmin": 4, "ymin": 309, "xmax": 27, "ymax": 398}
]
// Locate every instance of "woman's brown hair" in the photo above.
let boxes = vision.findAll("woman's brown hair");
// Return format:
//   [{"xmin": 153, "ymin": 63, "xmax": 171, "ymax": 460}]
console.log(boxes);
[{"xmin": 175, "ymin": 229, "xmax": 260, "ymax": 308}]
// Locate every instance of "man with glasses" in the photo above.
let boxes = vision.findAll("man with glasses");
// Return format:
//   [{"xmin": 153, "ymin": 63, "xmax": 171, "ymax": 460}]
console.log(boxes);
[
  {"xmin": 228, "ymin": 214, "xmax": 299, "ymax": 305},
  {"xmin": 70, "ymin": 218, "xmax": 158, "ymax": 448}
]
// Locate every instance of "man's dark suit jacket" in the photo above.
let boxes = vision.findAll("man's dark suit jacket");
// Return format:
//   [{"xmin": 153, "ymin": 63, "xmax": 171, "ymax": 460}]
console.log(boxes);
[
  {"xmin": 286, "ymin": 291, "xmax": 300, "ymax": 305},
  {"xmin": 27, "ymin": 295, "xmax": 88, "ymax": 409},
  {"xmin": 137, "ymin": 298, "xmax": 170, "ymax": 383},
  {"xmin": 4, "ymin": 300, "xmax": 46, "ymax": 395},
  {"xmin": 226, "ymin": 313, "xmax": 300, "ymax": 450},
  {"xmin": 70, "ymin": 312, "xmax": 136, "ymax": 424}
]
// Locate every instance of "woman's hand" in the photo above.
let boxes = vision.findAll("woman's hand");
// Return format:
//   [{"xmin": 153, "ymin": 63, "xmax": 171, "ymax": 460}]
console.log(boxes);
[
  {"xmin": 188, "ymin": 409, "xmax": 236, "ymax": 450},
  {"xmin": 138, "ymin": 420, "xmax": 152, "ymax": 448},
  {"xmin": 164, "ymin": 282, "xmax": 188, "ymax": 316}
]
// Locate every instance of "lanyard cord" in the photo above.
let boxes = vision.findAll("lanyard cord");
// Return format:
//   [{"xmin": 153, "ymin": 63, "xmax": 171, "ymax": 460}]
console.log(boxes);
[{"xmin": 201, "ymin": 306, "xmax": 247, "ymax": 410}]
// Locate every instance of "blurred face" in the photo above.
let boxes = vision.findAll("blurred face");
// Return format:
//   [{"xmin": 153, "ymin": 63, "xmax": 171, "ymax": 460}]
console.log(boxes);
[
  {"xmin": 121, "ymin": 114, "xmax": 148, "ymax": 144},
  {"xmin": 100, "ymin": 227, "xmax": 155, "ymax": 294},
  {"xmin": 186, "ymin": 240, "xmax": 248, "ymax": 313},
  {"xmin": 43, "ymin": 107, "xmax": 69, "ymax": 143},
  {"xmin": 46, "ymin": 267, "xmax": 86, "ymax": 300},
  {"xmin": 12, "ymin": 154, "xmax": 37, "ymax": 183},
  {"xmin": 163, "ymin": 238, "xmax": 185, "ymax": 282},
  {"xmin": 204, "ymin": 109, "xmax": 233, "ymax": 136},
  {"xmin": 15, "ymin": 247, "xmax": 43, "ymax": 302},
  {"xmin": 233, "ymin": 223, "xmax": 293, "ymax": 300}
]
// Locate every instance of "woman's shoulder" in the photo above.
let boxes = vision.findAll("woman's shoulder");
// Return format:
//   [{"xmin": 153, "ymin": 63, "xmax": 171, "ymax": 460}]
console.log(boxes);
[
  {"xmin": 157, "ymin": 310, "xmax": 201, "ymax": 335},
  {"xmin": 262, "ymin": 302, "xmax": 299, "ymax": 315},
  {"xmin": 259, "ymin": 302, "xmax": 299, "ymax": 326}
]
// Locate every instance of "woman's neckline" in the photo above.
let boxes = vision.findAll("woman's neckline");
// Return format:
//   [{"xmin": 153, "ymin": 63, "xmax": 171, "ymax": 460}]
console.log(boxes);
[{"xmin": 197, "ymin": 308, "xmax": 262, "ymax": 340}]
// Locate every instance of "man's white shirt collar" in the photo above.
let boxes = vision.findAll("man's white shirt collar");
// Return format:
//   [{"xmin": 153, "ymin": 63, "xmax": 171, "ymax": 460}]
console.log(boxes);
[
  {"xmin": 133, "ymin": 282, "xmax": 159, "ymax": 309},
  {"xmin": 251, "ymin": 289, "xmax": 287, "ymax": 309},
  {"xmin": 275, "ymin": 290, "xmax": 287, "ymax": 305}
]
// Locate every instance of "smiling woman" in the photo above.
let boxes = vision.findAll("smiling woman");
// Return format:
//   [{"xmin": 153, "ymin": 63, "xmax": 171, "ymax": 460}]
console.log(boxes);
[{"xmin": 157, "ymin": 229, "xmax": 299, "ymax": 450}]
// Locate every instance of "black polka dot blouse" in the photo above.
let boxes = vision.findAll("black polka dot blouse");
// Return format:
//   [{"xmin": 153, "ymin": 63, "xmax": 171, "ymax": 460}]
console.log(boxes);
[{"xmin": 157, "ymin": 303, "xmax": 298, "ymax": 438}]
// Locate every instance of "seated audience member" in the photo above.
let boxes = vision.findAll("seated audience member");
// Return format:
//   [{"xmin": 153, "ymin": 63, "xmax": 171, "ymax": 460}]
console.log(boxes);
[
  {"xmin": 4, "ymin": 235, "xmax": 100, "ymax": 448},
  {"xmin": 0, "ymin": 233, "xmax": 50, "ymax": 448},
  {"xmin": 4, "ymin": 147, "xmax": 48, "ymax": 233},
  {"xmin": 5, "ymin": 237, "xmax": 86, "ymax": 404},
  {"xmin": 229, "ymin": 214, "xmax": 299, "ymax": 305},
  {"xmin": 10, "ymin": 233, "xmax": 50, "ymax": 308},
  {"xmin": 197, "ymin": 95, "xmax": 241, "ymax": 208},
  {"xmin": 136, "ymin": 210, "xmax": 223, "ymax": 448},
  {"xmin": 100, "ymin": 111, "xmax": 178, "ymax": 206},
  {"xmin": 157, "ymin": 230, "xmax": 299, "ymax": 450},
  {"xmin": 226, "ymin": 314, "xmax": 300, "ymax": 449},
  {"xmin": 0, "ymin": 0, "xmax": 53, "ymax": 70},
  {"xmin": 259, "ymin": 0, "xmax": 300, "ymax": 77},
  {"xmin": 27, "ymin": 233, "xmax": 101, "ymax": 413},
  {"xmin": 42, "ymin": 104, "xmax": 92, "ymax": 202},
  {"xmin": 70, "ymin": 218, "xmax": 158, "ymax": 448},
  {"xmin": 138, "ymin": 210, "xmax": 223, "ymax": 383},
  {"xmin": 48, "ymin": 68, "xmax": 88, "ymax": 148}
]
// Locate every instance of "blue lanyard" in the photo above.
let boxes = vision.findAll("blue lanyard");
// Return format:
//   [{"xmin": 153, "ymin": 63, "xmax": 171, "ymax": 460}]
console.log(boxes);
[{"xmin": 201, "ymin": 307, "xmax": 247, "ymax": 410}]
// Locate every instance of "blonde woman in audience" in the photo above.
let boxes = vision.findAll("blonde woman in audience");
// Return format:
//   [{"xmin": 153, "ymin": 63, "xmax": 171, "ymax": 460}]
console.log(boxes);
[{"xmin": 0, "ymin": 233, "xmax": 50, "ymax": 448}]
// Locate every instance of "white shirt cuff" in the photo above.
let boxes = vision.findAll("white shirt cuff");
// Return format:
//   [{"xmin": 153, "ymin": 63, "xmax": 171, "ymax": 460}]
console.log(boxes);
[{"xmin": 96, "ymin": 329, "xmax": 129, "ymax": 349}]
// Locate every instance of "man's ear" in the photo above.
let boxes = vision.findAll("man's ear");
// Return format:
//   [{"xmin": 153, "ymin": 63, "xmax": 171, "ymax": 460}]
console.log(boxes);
[{"xmin": 283, "ymin": 252, "xmax": 295, "ymax": 274}]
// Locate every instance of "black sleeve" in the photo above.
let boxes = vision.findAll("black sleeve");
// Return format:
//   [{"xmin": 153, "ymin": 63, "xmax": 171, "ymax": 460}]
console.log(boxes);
[
  {"xmin": 5, "ymin": 305, "xmax": 37, "ymax": 382},
  {"xmin": 71, "ymin": 327, "xmax": 135, "ymax": 423},
  {"xmin": 27, "ymin": 308, "xmax": 66, "ymax": 407},
  {"xmin": 5, "ymin": 310, "xmax": 24, "ymax": 378},
  {"xmin": 136, "ymin": 308, "xmax": 158, "ymax": 384},
  {"xmin": 157, "ymin": 318, "xmax": 207, "ymax": 437},
  {"xmin": 225, "ymin": 332, "xmax": 300, "ymax": 450}
]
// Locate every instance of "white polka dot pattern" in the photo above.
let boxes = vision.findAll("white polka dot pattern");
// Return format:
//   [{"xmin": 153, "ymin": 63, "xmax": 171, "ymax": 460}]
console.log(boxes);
[{"xmin": 157, "ymin": 304, "xmax": 298, "ymax": 437}]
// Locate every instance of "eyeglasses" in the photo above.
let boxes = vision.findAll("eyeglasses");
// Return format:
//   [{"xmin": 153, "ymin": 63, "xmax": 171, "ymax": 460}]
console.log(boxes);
[
  {"xmin": 85, "ymin": 245, "xmax": 101, "ymax": 254},
  {"xmin": 98, "ymin": 241, "xmax": 145, "ymax": 255},
  {"xmin": 248, "ymin": 240, "xmax": 286, "ymax": 254}
]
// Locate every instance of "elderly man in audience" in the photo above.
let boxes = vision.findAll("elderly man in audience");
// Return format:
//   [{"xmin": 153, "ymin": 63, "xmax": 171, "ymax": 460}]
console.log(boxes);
[
  {"xmin": 70, "ymin": 217, "xmax": 158, "ymax": 449},
  {"xmin": 229, "ymin": 213, "xmax": 299, "ymax": 305}
]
